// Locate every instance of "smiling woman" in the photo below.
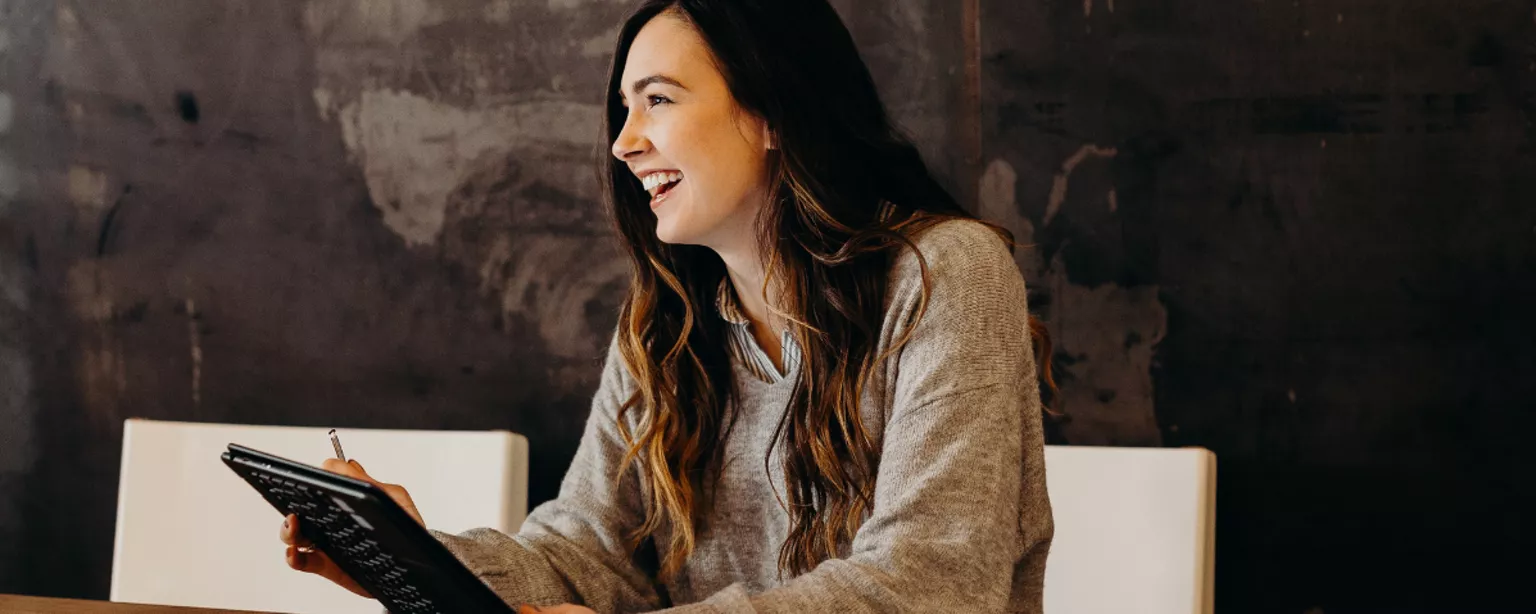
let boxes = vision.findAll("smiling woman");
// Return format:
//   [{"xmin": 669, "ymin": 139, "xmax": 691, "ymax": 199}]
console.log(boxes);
[
  {"xmin": 279, "ymin": 1, "xmax": 1057, "ymax": 612},
  {"xmin": 608, "ymin": 13, "xmax": 774, "ymax": 250}
]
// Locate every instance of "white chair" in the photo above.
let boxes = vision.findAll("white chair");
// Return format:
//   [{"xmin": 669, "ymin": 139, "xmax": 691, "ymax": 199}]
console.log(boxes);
[
  {"xmin": 1042, "ymin": 445, "xmax": 1217, "ymax": 614},
  {"xmin": 110, "ymin": 418, "xmax": 529, "ymax": 614}
]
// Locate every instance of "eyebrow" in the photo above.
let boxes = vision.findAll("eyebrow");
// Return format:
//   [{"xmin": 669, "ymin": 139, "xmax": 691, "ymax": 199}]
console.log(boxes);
[{"xmin": 624, "ymin": 74, "xmax": 686, "ymax": 98}]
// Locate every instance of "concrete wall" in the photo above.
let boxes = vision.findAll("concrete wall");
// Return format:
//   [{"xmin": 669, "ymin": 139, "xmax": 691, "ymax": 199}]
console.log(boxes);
[{"xmin": 2, "ymin": 0, "xmax": 1533, "ymax": 611}]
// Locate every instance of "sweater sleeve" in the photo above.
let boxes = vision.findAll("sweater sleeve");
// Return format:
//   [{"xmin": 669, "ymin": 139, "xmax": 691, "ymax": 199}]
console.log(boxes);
[
  {"xmin": 429, "ymin": 334, "xmax": 666, "ymax": 613},
  {"xmin": 658, "ymin": 220, "xmax": 1052, "ymax": 614}
]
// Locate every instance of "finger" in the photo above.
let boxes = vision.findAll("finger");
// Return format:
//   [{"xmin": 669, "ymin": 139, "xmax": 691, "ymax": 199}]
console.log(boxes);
[
  {"xmin": 322, "ymin": 458, "xmax": 385, "ymax": 490},
  {"xmin": 279, "ymin": 514, "xmax": 313, "ymax": 547},
  {"xmin": 516, "ymin": 605, "xmax": 542, "ymax": 614},
  {"xmin": 289, "ymin": 546, "xmax": 338, "ymax": 576},
  {"xmin": 287, "ymin": 544, "xmax": 320, "ymax": 572},
  {"xmin": 288, "ymin": 546, "xmax": 371, "ymax": 598},
  {"xmin": 321, "ymin": 458, "xmax": 367, "ymax": 480},
  {"xmin": 317, "ymin": 459, "xmax": 421, "ymax": 526},
  {"xmin": 288, "ymin": 547, "xmax": 339, "ymax": 581},
  {"xmin": 378, "ymin": 482, "xmax": 409, "ymax": 500}
]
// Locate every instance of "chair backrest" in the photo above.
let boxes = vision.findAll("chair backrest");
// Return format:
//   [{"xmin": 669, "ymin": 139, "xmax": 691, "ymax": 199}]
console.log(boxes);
[
  {"xmin": 110, "ymin": 418, "xmax": 528, "ymax": 614},
  {"xmin": 1042, "ymin": 445, "xmax": 1216, "ymax": 614}
]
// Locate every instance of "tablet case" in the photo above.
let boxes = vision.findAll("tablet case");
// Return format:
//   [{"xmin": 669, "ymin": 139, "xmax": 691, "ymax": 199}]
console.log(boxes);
[{"xmin": 221, "ymin": 443, "xmax": 516, "ymax": 614}]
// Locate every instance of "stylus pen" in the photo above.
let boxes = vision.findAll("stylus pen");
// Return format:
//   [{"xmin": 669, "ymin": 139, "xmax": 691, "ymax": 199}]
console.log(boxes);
[{"xmin": 328, "ymin": 428, "xmax": 348, "ymax": 463}]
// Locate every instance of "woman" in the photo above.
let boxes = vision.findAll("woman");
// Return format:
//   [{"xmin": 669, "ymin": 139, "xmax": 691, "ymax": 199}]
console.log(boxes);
[{"xmin": 281, "ymin": 0, "xmax": 1055, "ymax": 611}]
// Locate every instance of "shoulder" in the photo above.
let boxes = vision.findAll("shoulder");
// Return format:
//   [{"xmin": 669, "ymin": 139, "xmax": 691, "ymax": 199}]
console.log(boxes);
[
  {"xmin": 881, "ymin": 218, "xmax": 1036, "ymax": 393},
  {"xmin": 889, "ymin": 218, "xmax": 1021, "ymax": 296}
]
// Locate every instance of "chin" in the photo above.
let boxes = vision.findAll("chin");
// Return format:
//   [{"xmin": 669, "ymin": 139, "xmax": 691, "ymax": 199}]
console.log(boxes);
[
  {"xmin": 653, "ymin": 217, "xmax": 691, "ymax": 245},
  {"xmin": 655, "ymin": 206, "xmax": 718, "ymax": 244}
]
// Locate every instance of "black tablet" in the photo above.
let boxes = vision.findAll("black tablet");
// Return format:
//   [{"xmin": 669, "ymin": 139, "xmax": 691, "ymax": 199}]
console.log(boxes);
[{"xmin": 220, "ymin": 443, "xmax": 516, "ymax": 614}]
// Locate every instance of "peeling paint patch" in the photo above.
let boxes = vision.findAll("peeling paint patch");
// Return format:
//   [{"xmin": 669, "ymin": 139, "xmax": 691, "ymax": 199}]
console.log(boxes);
[
  {"xmin": 1047, "ymin": 144, "xmax": 1118, "ymax": 225},
  {"xmin": 66, "ymin": 262, "xmax": 114, "ymax": 322},
  {"xmin": 66, "ymin": 165, "xmax": 110, "ymax": 213},
  {"xmin": 440, "ymin": 148, "xmax": 627, "ymax": 360},
  {"xmin": 312, "ymin": 88, "xmax": 334, "ymax": 121},
  {"xmin": 332, "ymin": 89, "xmax": 601, "ymax": 246},
  {"xmin": 54, "ymin": 4, "xmax": 80, "ymax": 48},
  {"xmin": 979, "ymin": 157, "xmax": 1165, "ymax": 445},
  {"xmin": 1048, "ymin": 270, "xmax": 1167, "ymax": 445},
  {"xmin": 979, "ymin": 157, "xmax": 1045, "ymax": 275},
  {"xmin": 66, "ymin": 262, "xmax": 128, "ymax": 415},
  {"xmin": 979, "ymin": 158, "xmax": 1045, "ymax": 271},
  {"xmin": 582, "ymin": 30, "xmax": 618, "ymax": 57},
  {"xmin": 978, "ymin": 158, "xmax": 1018, "ymax": 223},
  {"xmin": 478, "ymin": 234, "xmax": 628, "ymax": 357}
]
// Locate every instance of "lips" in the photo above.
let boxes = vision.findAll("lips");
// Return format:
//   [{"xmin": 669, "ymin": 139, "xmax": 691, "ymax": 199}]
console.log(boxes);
[
  {"xmin": 639, "ymin": 170, "xmax": 684, "ymax": 209},
  {"xmin": 651, "ymin": 177, "xmax": 682, "ymax": 208}
]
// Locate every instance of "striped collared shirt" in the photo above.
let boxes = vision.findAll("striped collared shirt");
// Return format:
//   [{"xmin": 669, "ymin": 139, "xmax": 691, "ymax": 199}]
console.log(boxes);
[{"xmin": 716, "ymin": 278, "xmax": 802, "ymax": 383}]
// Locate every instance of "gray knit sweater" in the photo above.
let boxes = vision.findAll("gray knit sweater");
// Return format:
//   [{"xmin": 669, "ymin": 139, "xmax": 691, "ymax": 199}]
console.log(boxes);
[{"xmin": 431, "ymin": 220, "xmax": 1053, "ymax": 613}]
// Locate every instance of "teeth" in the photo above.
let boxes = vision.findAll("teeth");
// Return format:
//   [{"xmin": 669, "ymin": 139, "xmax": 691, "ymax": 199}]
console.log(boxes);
[{"xmin": 642, "ymin": 172, "xmax": 683, "ymax": 194}]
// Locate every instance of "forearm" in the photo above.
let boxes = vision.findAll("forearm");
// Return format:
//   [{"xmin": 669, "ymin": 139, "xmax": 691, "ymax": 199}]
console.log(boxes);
[{"xmin": 432, "ymin": 527, "xmax": 580, "ymax": 607}]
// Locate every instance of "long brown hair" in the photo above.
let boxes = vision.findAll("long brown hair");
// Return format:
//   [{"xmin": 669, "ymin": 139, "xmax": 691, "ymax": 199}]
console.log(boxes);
[{"xmin": 601, "ymin": 0, "xmax": 1057, "ymax": 580}]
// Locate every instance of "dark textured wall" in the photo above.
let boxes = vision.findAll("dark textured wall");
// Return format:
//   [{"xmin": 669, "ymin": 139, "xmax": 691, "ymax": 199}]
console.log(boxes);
[
  {"xmin": 1, "ymin": 1, "xmax": 1533, "ymax": 612},
  {"xmin": 981, "ymin": 1, "xmax": 1536, "ymax": 612}
]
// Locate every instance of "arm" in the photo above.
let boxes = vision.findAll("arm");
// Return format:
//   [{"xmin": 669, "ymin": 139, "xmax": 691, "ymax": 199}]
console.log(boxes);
[
  {"xmin": 432, "ymin": 335, "xmax": 666, "ymax": 613},
  {"xmin": 661, "ymin": 221, "xmax": 1053, "ymax": 613}
]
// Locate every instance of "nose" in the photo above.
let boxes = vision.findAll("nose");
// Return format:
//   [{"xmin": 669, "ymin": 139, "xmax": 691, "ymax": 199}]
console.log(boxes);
[{"xmin": 611, "ymin": 111, "xmax": 649, "ymax": 162}]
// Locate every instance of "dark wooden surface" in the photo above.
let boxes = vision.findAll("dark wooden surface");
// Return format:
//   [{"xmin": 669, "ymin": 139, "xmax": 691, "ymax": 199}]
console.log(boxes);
[{"xmin": 0, "ymin": 595, "xmax": 274, "ymax": 614}]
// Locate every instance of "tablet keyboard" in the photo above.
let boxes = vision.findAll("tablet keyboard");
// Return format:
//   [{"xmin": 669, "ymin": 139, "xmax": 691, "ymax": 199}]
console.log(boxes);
[{"xmin": 250, "ymin": 471, "xmax": 440, "ymax": 613}]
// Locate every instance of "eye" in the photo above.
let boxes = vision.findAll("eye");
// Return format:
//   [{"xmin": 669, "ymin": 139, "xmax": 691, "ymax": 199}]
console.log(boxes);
[{"xmin": 646, "ymin": 94, "xmax": 673, "ymax": 108}]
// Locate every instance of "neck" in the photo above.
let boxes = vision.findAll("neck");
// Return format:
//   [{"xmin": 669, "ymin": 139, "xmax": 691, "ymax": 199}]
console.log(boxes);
[{"xmin": 713, "ymin": 240, "xmax": 779, "ymax": 332}]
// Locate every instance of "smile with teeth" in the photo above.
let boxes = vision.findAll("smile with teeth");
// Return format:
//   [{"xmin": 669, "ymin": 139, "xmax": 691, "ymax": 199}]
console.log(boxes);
[{"xmin": 642, "ymin": 171, "xmax": 684, "ymax": 204}]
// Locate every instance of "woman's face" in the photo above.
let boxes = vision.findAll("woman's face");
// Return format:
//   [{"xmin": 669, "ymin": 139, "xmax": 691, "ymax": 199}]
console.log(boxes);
[{"xmin": 611, "ymin": 11, "xmax": 773, "ymax": 249}]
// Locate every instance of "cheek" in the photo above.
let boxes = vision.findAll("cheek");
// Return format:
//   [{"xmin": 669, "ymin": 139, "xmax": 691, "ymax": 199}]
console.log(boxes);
[
  {"xmin": 655, "ymin": 108, "xmax": 768, "ymax": 215},
  {"xmin": 694, "ymin": 135, "xmax": 766, "ymax": 204},
  {"xmin": 651, "ymin": 123, "xmax": 709, "ymax": 189}
]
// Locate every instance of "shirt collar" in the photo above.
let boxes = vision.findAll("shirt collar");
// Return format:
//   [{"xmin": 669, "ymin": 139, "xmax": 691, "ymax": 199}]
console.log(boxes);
[{"xmin": 716, "ymin": 277, "xmax": 751, "ymax": 326}]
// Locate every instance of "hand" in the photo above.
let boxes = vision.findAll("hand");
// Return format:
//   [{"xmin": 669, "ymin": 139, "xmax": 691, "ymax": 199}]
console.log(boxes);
[
  {"xmin": 278, "ymin": 459, "xmax": 426, "ymax": 597},
  {"xmin": 518, "ymin": 605, "xmax": 597, "ymax": 614},
  {"xmin": 280, "ymin": 512, "xmax": 370, "ymax": 597},
  {"xmin": 320, "ymin": 458, "xmax": 425, "ymax": 527}
]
